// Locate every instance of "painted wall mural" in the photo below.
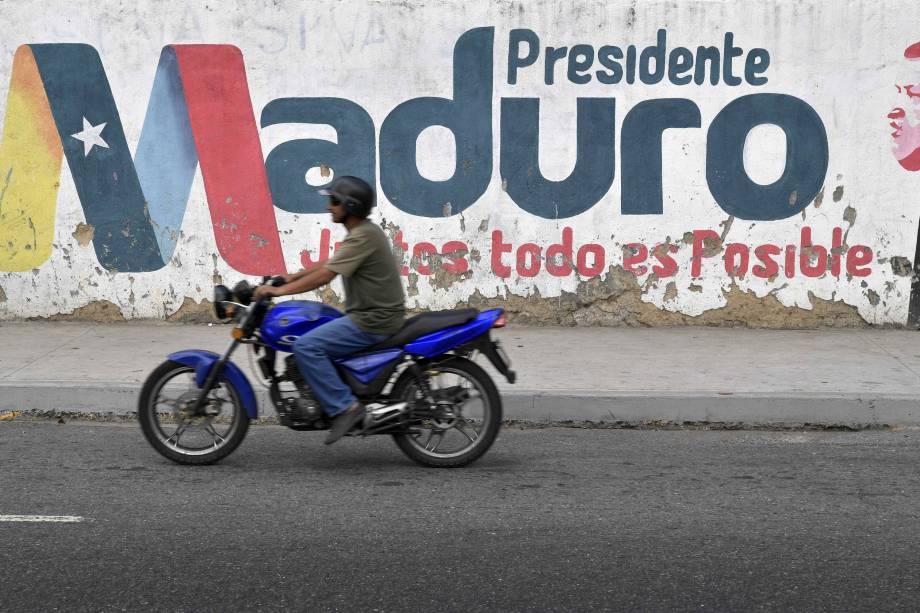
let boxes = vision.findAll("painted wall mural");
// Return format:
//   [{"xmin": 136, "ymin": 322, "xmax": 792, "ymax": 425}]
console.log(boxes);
[
  {"xmin": 891, "ymin": 42, "xmax": 920, "ymax": 172},
  {"xmin": 0, "ymin": 0, "xmax": 917, "ymax": 325},
  {"xmin": 0, "ymin": 44, "xmax": 283, "ymax": 274}
]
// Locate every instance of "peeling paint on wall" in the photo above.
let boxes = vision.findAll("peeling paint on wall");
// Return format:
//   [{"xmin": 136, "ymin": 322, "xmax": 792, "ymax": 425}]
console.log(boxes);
[
  {"xmin": 37, "ymin": 300, "xmax": 126, "ymax": 322},
  {"xmin": 453, "ymin": 266, "xmax": 868, "ymax": 328},
  {"xmin": 72, "ymin": 223, "xmax": 94, "ymax": 247},
  {"xmin": 890, "ymin": 257, "xmax": 912, "ymax": 276}
]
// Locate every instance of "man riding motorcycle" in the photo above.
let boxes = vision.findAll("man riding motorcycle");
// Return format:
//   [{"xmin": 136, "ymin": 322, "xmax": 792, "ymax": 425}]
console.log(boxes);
[{"xmin": 253, "ymin": 176, "xmax": 406, "ymax": 444}]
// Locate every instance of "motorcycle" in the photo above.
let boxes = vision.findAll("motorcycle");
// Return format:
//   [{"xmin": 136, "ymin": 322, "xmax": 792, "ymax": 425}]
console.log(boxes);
[{"xmin": 138, "ymin": 276, "xmax": 515, "ymax": 467}]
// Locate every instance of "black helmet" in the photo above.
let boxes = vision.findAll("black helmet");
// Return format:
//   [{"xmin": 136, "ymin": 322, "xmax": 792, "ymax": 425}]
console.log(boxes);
[{"xmin": 319, "ymin": 176, "xmax": 375, "ymax": 218}]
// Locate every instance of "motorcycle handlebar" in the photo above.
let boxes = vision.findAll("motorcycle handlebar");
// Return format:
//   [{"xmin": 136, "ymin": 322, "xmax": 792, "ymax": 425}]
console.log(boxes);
[
  {"xmin": 262, "ymin": 275, "xmax": 287, "ymax": 288},
  {"xmin": 242, "ymin": 276, "xmax": 287, "ymax": 333}
]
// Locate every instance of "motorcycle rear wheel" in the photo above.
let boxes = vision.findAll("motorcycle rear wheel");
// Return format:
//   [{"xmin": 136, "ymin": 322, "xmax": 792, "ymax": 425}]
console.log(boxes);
[
  {"xmin": 138, "ymin": 360, "xmax": 250, "ymax": 465},
  {"xmin": 391, "ymin": 357, "xmax": 502, "ymax": 468}
]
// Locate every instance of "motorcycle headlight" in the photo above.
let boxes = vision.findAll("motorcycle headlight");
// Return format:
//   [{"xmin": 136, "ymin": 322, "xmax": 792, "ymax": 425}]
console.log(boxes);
[{"xmin": 213, "ymin": 285, "xmax": 232, "ymax": 320}]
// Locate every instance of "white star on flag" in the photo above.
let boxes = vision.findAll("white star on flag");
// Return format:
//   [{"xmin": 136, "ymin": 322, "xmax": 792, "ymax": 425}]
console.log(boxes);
[{"xmin": 71, "ymin": 117, "xmax": 109, "ymax": 156}]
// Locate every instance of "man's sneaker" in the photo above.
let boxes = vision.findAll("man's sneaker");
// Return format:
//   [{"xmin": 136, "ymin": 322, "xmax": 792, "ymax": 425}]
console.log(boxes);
[{"xmin": 324, "ymin": 401, "xmax": 366, "ymax": 445}]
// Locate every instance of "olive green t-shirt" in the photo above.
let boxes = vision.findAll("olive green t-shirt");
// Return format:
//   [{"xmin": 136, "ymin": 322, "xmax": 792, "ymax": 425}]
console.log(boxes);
[{"xmin": 324, "ymin": 221, "xmax": 406, "ymax": 336}]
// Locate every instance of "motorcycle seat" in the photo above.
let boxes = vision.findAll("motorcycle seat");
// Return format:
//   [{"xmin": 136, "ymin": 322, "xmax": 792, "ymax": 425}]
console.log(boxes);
[{"xmin": 371, "ymin": 308, "xmax": 479, "ymax": 350}]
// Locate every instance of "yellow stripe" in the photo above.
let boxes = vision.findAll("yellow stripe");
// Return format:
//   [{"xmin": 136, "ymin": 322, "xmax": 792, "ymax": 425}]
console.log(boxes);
[{"xmin": 0, "ymin": 46, "xmax": 63, "ymax": 271}]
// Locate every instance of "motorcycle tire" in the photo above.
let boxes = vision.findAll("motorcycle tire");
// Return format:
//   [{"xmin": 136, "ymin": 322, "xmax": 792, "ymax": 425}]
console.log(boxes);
[
  {"xmin": 390, "ymin": 356, "xmax": 502, "ymax": 468},
  {"xmin": 139, "ymin": 360, "xmax": 250, "ymax": 465}
]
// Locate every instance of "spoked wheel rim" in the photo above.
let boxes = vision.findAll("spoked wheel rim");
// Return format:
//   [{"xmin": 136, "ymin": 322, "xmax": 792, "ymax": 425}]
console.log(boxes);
[
  {"xmin": 404, "ymin": 365, "xmax": 492, "ymax": 459},
  {"xmin": 147, "ymin": 366, "xmax": 244, "ymax": 457}
]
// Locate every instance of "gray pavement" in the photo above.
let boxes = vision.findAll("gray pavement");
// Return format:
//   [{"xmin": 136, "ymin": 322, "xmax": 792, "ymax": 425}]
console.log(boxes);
[
  {"xmin": 1, "ymin": 321, "xmax": 920, "ymax": 425},
  {"xmin": 1, "ymin": 422, "xmax": 919, "ymax": 611}
]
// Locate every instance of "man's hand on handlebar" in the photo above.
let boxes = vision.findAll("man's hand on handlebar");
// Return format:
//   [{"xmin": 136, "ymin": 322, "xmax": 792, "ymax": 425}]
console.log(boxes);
[
  {"xmin": 253, "ymin": 275, "xmax": 288, "ymax": 301},
  {"xmin": 253, "ymin": 285, "xmax": 279, "ymax": 300},
  {"xmin": 252, "ymin": 267, "xmax": 338, "ymax": 302}
]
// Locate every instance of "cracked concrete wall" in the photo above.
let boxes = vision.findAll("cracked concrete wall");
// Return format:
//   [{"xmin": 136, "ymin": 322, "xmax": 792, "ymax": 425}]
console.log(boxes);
[{"xmin": 0, "ymin": 0, "xmax": 919, "ymax": 327}]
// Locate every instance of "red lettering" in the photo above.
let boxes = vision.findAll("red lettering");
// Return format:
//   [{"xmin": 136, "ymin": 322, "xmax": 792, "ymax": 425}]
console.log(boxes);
[
  {"xmin": 491, "ymin": 230, "xmax": 512, "ymax": 278},
  {"xmin": 831, "ymin": 227, "xmax": 843, "ymax": 277},
  {"xmin": 577, "ymin": 244, "xmax": 605, "ymax": 276},
  {"xmin": 546, "ymin": 227, "xmax": 574, "ymax": 277},
  {"xmin": 394, "ymin": 231, "xmax": 410, "ymax": 276},
  {"xmin": 846, "ymin": 246, "xmax": 873, "ymax": 277},
  {"xmin": 724, "ymin": 243, "xmax": 750, "ymax": 277},
  {"xmin": 652, "ymin": 244, "xmax": 678, "ymax": 277},
  {"xmin": 784, "ymin": 245, "xmax": 796, "ymax": 278},
  {"xmin": 691, "ymin": 230, "xmax": 719, "ymax": 277},
  {"xmin": 413, "ymin": 242, "xmax": 438, "ymax": 275},
  {"xmin": 623, "ymin": 243, "xmax": 648, "ymax": 276},
  {"xmin": 300, "ymin": 228, "xmax": 331, "ymax": 269},
  {"xmin": 516, "ymin": 243, "xmax": 542, "ymax": 277},
  {"xmin": 441, "ymin": 240, "xmax": 469, "ymax": 274},
  {"xmin": 752, "ymin": 244, "xmax": 781, "ymax": 278},
  {"xmin": 799, "ymin": 227, "xmax": 827, "ymax": 278}
]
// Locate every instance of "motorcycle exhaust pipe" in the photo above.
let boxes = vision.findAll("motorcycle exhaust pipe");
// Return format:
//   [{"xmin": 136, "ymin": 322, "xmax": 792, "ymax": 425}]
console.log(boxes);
[{"xmin": 365, "ymin": 402, "xmax": 408, "ymax": 426}]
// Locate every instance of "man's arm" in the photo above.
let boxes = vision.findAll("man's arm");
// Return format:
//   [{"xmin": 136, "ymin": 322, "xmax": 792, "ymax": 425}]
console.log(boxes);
[
  {"xmin": 281, "ymin": 267, "xmax": 322, "ymax": 284},
  {"xmin": 254, "ymin": 266, "xmax": 337, "ymax": 299}
]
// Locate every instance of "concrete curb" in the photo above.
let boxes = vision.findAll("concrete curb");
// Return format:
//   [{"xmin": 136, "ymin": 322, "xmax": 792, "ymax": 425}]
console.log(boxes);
[
  {"xmin": 3, "ymin": 382, "xmax": 918, "ymax": 427},
  {"xmin": 503, "ymin": 391, "xmax": 920, "ymax": 426}
]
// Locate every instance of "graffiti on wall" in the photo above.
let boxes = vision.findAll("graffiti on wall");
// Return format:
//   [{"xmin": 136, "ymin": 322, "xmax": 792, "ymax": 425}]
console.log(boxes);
[
  {"xmin": 0, "ymin": 2, "xmax": 916, "ymax": 323},
  {"xmin": 891, "ymin": 41, "xmax": 920, "ymax": 323},
  {"xmin": 0, "ymin": 30, "xmax": 854, "ymax": 270},
  {"xmin": 891, "ymin": 42, "xmax": 920, "ymax": 172},
  {"xmin": 0, "ymin": 44, "xmax": 284, "ymax": 274}
]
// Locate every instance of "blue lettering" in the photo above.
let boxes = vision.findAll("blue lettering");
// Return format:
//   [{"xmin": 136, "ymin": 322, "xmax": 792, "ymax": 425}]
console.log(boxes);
[
  {"xmin": 501, "ymin": 97, "xmax": 616, "ymax": 219},
  {"xmin": 667, "ymin": 47, "xmax": 694, "ymax": 85},
  {"xmin": 639, "ymin": 29, "xmax": 667, "ymax": 85},
  {"xmin": 567, "ymin": 44, "xmax": 594, "ymax": 85},
  {"xmin": 745, "ymin": 48, "xmax": 770, "ymax": 85},
  {"xmin": 621, "ymin": 99, "xmax": 701, "ymax": 215},
  {"xmin": 262, "ymin": 98, "xmax": 375, "ymax": 214},
  {"xmin": 379, "ymin": 27, "xmax": 494, "ymax": 217},
  {"xmin": 706, "ymin": 93, "xmax": 828, "ymax": 220},
  {"xmin": 507, "ymin": 29, "xmax": 540, "ymax": 85},
  {"xmin": 595, "ymin": 46, "xmax": 623, "ymax": 84}
]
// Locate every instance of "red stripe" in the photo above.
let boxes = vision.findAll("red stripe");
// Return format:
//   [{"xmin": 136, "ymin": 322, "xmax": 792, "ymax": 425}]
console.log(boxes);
[
  {"xmin": 172, "ymin": 45, "xmax": 286, "ymax": 275},
  {"xmin": 907, "ymin": 41, "xmax": 920, "ymax": 60}
]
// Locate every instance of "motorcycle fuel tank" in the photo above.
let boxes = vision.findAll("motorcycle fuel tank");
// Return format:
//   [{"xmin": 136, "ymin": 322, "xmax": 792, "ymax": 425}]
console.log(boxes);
[{"xmin": 260, "ymin": 300, "xmax": 343, "ymax": 351}]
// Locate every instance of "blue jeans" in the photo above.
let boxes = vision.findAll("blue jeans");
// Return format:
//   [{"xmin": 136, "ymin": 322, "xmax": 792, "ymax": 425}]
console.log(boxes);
[{"xmin": 292, "ymin": 316, "xmax": 388, "ymax": 416}]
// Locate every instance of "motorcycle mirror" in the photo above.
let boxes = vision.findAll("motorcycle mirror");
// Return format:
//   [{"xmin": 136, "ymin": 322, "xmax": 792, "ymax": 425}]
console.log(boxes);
[
  {"xmin": 213, "ymin": 284, "xmax": 232, "ymax": 320},
  {"xmin": 232, "ymin": 280, "xmax": 254, "ymax": 306}
]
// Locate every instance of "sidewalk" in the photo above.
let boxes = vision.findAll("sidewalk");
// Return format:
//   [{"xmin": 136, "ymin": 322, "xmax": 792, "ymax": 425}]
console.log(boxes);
[{"xmin": 1, "ymin": 321, "xmax": 919, "ymax": 426}]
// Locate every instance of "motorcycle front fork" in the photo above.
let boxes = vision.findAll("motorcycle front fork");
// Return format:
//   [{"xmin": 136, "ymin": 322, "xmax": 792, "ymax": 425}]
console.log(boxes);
[{"xmin": 191, "ymin": 339, "xmax": 241, "ymax": 414}]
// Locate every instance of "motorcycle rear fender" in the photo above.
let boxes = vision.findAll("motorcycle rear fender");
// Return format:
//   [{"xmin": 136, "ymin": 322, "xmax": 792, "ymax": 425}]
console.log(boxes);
[
  {"xmin": 404, "ymin": 309, "xmax": 504, "ymax": 357},
  {"xmin": 168, "ymin": 350, "xmax": 259, "ymax": 420}
]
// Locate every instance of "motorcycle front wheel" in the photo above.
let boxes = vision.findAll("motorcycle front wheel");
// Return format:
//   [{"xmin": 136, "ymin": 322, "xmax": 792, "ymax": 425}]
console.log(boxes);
[
  {"xmin": 391, "ymin": 357, "xmax": 502, "ymax": 468},
  {"xmin": 138, "ymin": 360, "xmax": 250, "ymax": 465}
]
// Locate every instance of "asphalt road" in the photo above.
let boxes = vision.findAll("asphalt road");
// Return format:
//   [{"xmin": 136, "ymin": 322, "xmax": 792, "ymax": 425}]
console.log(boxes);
[{"xmin": 1, "ymin": 421, "xmax": 919, "ymax": 612}]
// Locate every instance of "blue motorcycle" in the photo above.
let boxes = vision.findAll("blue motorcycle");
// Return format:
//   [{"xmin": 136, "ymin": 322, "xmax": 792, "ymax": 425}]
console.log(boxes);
[{"xmin": 138, "ymin": 277, "xmax": 515, "ymax": 467}]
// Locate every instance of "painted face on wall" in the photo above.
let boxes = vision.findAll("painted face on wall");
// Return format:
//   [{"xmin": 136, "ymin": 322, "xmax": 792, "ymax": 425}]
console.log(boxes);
[{"xmin": 890, "ymin": 41, "xmax": 920, "ymax": 171}]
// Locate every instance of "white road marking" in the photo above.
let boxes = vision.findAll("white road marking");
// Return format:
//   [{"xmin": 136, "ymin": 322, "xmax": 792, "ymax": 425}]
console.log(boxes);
[{"xmin": 0, "ymin": 515, "xmax": 84, "ymax": 523}]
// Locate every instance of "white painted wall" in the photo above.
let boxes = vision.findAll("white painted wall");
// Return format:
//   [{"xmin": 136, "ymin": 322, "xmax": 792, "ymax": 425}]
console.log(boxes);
[{"xmin": 0, "ymin": 0, "xmax": 917, "ymax": 325}]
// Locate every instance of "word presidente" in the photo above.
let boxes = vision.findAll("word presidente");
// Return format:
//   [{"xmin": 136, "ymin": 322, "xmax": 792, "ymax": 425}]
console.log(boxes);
[
  {"xmin": 507, "ymin": 29, "xmax": 771, "ymax": 86},
  {"xmin": 0, "ymin": 28, "xmax": 826, "ymax": 276}
]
